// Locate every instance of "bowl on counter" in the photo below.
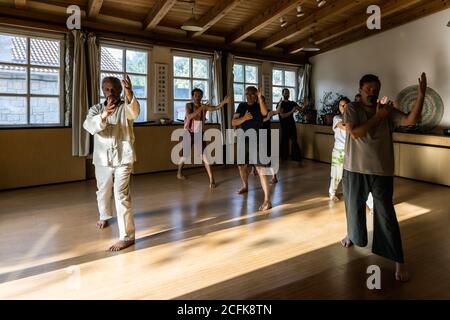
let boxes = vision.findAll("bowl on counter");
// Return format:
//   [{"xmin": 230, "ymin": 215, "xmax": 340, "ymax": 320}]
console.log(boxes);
[{"xmin": 159, "ymin": 118, "xmax": 172, "ymax": 125}]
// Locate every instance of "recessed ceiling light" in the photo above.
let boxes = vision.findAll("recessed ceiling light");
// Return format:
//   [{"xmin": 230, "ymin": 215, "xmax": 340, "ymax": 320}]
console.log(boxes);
[
  {"xmin": 316, "ymin": 0, "xmax": 326, "ymax": 8},
  {"xmin": 296, "ymin": 5, "xmax": 305, "ymax": 18}
]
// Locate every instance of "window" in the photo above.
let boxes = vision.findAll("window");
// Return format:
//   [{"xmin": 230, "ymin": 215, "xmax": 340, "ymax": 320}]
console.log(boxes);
[
  {"xmin": 233, "ymin": 62, "xmax": 259, "ymax": 111},
  {"xmin": 272, "ymin": 67, "xmax": 297, "ymax": 121},
  {"xmin": 173, "ymin": 54, "xmax": 211, "ymax": 121},
  {"xmin": 100, "ymin": 44, "xmax": 149, "ymax": 123},
  {"xmin": 0, "ymin": 31, "xmax": 63, "ymax": 126}
]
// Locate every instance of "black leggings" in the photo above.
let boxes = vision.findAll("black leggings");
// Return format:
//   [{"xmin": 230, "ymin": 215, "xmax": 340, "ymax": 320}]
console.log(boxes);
[{"xmin": 280, "ymin": 123, "xmax": 301, "ymax": 161}]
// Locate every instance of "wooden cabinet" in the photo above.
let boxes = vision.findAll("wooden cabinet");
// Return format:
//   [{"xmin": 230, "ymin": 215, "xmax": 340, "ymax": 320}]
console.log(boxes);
[{"xmin": 297, "ymin": 124, "xmax": 450, "ymax": 186}]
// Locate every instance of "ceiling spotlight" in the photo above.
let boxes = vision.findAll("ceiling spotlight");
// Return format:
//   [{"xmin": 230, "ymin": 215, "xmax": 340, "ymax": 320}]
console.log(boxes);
[
  {"xmin": 296, "ymin": 5, "xmax": 305, "ymax": 18},
  {"xmin": 280, "ymin": 17, "xmax": 287, "ymax": 28},
  {"xmin": 316, "ymin": 0, "xmax": 326, "ymax": 7}
]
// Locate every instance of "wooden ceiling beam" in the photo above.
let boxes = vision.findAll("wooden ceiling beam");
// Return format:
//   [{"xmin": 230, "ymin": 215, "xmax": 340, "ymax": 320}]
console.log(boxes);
[
  {"xmin": 286, "ymin": 0, "xmax": 424, "ymax": 54},
  {"xmin": 189, "ymin": 0, "xmax": 243, "ymax": 38},
  {"xmin": 227, "ymin": 0, "xmax": 304, "ymax": 44},
  {"xmin": 260, "ymin": 0, "xmax": 363, "ymax": 50},
  {"xmin": 87, "ymin": 0, "xmax": 103, "ymax": 19},
  {"xmin": 144, "ymin": 0, "xmax": 177, "ymax": 31},
  {"xmin": 0, "ymin": 5, "xmax": 306, "ymax": 64},
  {"xmin": 14, "ymin": 0, "xmax": 27, "ymax": 9}
]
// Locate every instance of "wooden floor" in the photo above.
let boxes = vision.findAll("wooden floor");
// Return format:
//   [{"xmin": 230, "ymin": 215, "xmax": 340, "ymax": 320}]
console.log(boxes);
[{"xmin": 0, "ymin": 160, "xmax": 449, "ymax": 299}]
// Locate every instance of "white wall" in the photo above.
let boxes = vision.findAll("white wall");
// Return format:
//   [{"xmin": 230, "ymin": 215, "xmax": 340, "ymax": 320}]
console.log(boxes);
[{"xmin": 311, "ymin": 9, "xmax": 450, "ymax": 132}]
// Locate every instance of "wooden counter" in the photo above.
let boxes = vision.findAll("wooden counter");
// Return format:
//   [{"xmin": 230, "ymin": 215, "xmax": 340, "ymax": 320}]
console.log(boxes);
[
  {"xmin": 133, "ymin": 123, "xmax": 221, "ymax": 174},
  {"xmin": 296, "ymin": 124, "xmax": 450, "ymax": 186}
]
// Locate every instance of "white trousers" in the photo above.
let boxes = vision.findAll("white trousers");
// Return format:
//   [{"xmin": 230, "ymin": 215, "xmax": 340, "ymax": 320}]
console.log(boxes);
[
  {"xmin": 95, "ymin": 163, "xmax": 135, "ymax": 241},
  {"xmin": 329, "ymin": 148, "xmax": 373, "ymax": 209}
]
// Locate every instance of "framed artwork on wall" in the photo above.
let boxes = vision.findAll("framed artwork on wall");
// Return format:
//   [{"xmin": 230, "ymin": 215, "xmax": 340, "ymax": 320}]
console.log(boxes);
[
  {"xmin": 262, "ymin": 73, "xmax": 272, "ymax": 106},
  {"xmin": 154, "ymin": 63, "xmax": 168, "ymax": 114}
]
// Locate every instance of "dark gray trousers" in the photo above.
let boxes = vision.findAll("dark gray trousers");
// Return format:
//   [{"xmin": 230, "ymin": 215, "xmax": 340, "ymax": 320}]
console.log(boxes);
[{"xmin": 342, "ymin": 170, "xmax": 404, "ymax": 263}]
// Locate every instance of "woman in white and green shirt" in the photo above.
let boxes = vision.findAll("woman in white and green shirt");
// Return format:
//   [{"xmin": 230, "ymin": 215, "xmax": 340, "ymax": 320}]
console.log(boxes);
[{"xmin": 329, "ymin": 97, "xmax": 373, "ymax": 212}]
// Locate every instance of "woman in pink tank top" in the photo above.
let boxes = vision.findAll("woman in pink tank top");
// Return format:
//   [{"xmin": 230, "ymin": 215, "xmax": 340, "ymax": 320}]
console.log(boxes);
[{"xmin": 177, "ymin": 88, "xmax": 231, "ymax": 188}]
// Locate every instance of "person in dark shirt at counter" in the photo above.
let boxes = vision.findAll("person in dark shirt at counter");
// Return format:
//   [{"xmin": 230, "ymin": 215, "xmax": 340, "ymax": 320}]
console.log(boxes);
[{"xmin": 274, "ymin": 88, "xmax": 304, "ymax": 162}]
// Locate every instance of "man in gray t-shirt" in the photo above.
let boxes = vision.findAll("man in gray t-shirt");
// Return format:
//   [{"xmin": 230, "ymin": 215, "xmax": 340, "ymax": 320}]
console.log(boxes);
[{"xmin": 341, "ymin": 73, "xmax": 427, "ymax": 282}]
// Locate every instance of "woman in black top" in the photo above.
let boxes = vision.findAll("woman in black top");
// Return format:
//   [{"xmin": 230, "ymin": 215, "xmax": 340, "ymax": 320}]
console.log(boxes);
[
  {"xmin": 252, "ymin": 96, "xmax": 278, "ymax": 184},
  {"xmin": 232, "ymin": 86, "xmax": 272, "ymax": 211}
]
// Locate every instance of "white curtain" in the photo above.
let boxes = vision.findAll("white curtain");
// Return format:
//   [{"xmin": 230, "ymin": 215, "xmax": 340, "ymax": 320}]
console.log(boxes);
[
  {"xmin": 211, "ymin": 51, "xmax": 226, "ymax": 136},
  {"xmin": 87, "ymin": 33, "xmax": 100, "ymax": 109},
  {"xmin": 71, "ymin": 30, "xmax": 90, "ymax": 156},
  {"xmin": 226, "ymin": 53, "xmax": 235, "ymax": 129},
  {"xmin": 298, "ymin": 63, "xmax": 312, "ymax": 103}
]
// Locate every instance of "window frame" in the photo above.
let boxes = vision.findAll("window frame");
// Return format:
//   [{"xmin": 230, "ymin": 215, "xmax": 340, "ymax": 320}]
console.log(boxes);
[
  {"xmin": 271, "ymin": 65, "xmax": 298, "ymax": 121},
  {"xmin": 172, "ymin": 51, "xmax": 213, "ymax": 122},
  {"xmin": 233, "ymin": 60, "xmax": 261, "ymax": 112},
  {"xmin": 0, "ymin": 27, "xmax": 65, "ymax": 128},
  {"xmin": 99, "ymin": 41, "xmax": 151, "ymax": 123}
]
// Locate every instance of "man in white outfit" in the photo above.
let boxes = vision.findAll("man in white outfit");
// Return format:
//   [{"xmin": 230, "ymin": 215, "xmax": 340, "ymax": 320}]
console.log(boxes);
[{"xmin": 83, "ymin": 75, "xmax": 140, "ymax": 251}]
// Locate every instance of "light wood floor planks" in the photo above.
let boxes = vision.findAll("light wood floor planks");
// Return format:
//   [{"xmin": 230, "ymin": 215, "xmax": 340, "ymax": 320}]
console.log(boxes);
[{"xmin": 0, "ymin": 160, "xmax": 449, "ymax": 299}]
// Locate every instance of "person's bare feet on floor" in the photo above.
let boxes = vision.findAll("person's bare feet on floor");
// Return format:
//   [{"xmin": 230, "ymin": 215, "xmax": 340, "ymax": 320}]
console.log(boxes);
[
  {"xmin": 395, "ymin": 262, "xmax": 410, "ymax": 282},
  {"xmin": 237, "ymin": 186, "xmax": 248, "ymax": 194},
  {"xmin": 177, "ymin": 173, "xmax": 186, "ymax": 180},
  {"xmin": 96, "ymin": 220, "xmax": 109, "ymax": 229},
  {"xmin": 340, "ymin": 235, "xmax": 353, "ymax": 247},
  {"xmin": 259, "ymin": 201, "xmax": 272, "ymax": 211},
  {"xmin": 210, "ymin": 181, "xmax": 216, "ymax": 189},
  {"xmin": 330, "ymin": 195, "xmax": 339, "ymax": 202},
  {"xmin": 109, "ymin": 240, "xmax": 135, "ymax": 251}
]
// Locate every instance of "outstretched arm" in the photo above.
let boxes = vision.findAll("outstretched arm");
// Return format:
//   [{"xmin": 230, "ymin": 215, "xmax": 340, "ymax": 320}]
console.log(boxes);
[
  {"xmin": 83, "ymin": 97, "xmax": 117, "ymax": 135},
  {"xmin": 122, "ymin": 75, "xmax": 140, "ymax": 120},
  {"xmin": 232, "ymin": 111, "xmax": 253, "ymax": 127},
  {"xmin": 346, "ymin": 97, "xmax": 392, "ymax": 139},
  {"xmin": 263, "ymin": 111, "xmax": 274, "ymax": 122},
  {"xmin": 257, "ymin": 87, "xmax": 268, "ymax": 117},
  {"xmin": 205, "ymin": 96, "xmax": 232, "ymax": 112},
  {"xmin": 279, "ymin": 106, "xmax": 297, "ymax": 119},
  {"xmin": 185, "ymin": 104, "xmax": 205, "ymax": 120},
  {"xmin": 399, "ymin": 72, "xmax": 427, "ymax": 126}
]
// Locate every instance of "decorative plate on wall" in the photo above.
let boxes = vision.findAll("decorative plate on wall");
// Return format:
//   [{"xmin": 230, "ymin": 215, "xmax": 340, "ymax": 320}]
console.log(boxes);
[{"xmin": 396, "ymin": 85, "xmax": 444, "ymax": 131}]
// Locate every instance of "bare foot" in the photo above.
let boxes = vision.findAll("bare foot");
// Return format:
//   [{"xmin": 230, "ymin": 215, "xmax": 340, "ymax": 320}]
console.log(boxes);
[
  {"xmin": 395, "ymin": 262, "xmax": 410, "ymax": 282},
  {"xmin": 237, "ymin": 186, "xmax": 248, "ymax": 194},
  {"xmin": 210, "ymin": 181, "xmax": 216, "ymax": 189},
  {"xmin": 340, "ymin": 236, "xmax": 353, "ymax": 248},
  {"xmin": 259, "ymin": 201, "xmax": 272, "ymax": 211},
  {"xmin": 96, "ymin": 220, "xmax": 109, "ymax": 229},
  {"xmin": 330, "ymin": 195, "xmax": 339, "ymax": 201},
  {"xmin": 177, "ymin": 173, "xmax": 187, "ymax": 180},
  {"xmin": 108, "ymin": 240, "xmax": 135, "ymax": 251},
  {"xmin": 271, "ymin": 176, "xmax": 278, "ymax": 184}
]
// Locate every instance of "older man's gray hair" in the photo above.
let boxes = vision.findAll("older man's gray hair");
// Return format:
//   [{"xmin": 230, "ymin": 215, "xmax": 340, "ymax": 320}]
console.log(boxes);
[{"xmin": 102, "ymin": 76, "xmax": 122, "ymax": 94}]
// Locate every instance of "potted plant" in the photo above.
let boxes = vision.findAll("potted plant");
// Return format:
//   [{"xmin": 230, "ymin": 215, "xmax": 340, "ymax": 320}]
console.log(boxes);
[
  {"xmin": 319, "ymin": 91, "xmax": 343, "ymax": 125},
  {"xmin": 295, "ymin": 98, "xmax": 317, "ymax": 124}
]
